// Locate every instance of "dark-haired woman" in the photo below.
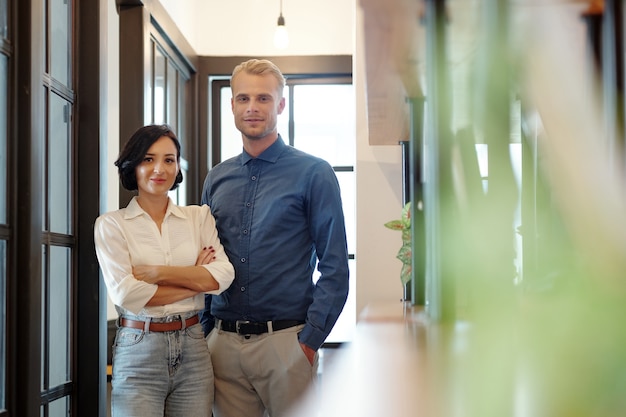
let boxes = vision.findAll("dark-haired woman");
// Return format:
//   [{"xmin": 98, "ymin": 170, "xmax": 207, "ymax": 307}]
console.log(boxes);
[{"xmin": 94, "ymin": 124, "xmax": 234, "ymax": 417}]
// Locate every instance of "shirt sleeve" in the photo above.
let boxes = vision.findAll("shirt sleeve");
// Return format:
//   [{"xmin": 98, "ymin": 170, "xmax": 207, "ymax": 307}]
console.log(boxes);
[
  {"xmin": 94, "ymin": 214, "xmax": 158, "ymax": 315},
  {"xmin": 298, "ymin": 161, "xmax": 350, "ymax": 350},
  {"xmin": 198, "ymin": 205, "xmax": 235, "ymax": 295}
]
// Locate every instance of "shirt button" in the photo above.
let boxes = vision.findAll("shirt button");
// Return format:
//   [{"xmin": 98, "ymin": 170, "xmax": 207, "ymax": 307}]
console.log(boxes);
[
  {"xmin": 240, "ymin": 287, "xmax": 245, "ymax": 292},
  {"xmin": 251, "ymin": 176, "xmax": 257, "ymax": 181},
  {"xmin": 246, "ymin": 202, "xmax": 251, "ymax": 207},
  {"xmin": 243, "ymin": 229, "xmax": 248, "ymax": 234},
  {"xmin": 240, "ymin": 258, "xmax": 246, "ymax": 263}
]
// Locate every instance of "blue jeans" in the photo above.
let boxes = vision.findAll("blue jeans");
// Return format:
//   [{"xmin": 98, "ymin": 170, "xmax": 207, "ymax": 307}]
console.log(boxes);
[{"xmin": 111, "ymin": 313, "xmax": 213, "ymax": 417}]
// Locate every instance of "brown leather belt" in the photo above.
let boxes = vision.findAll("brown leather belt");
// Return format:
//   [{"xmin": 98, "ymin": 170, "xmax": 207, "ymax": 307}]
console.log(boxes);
[{"xmin": 119, "ymin": 315, "xmax": 199, "ymax": 332}]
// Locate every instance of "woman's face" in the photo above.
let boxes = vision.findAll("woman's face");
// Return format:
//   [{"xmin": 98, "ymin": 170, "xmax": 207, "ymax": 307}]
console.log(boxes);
[{"xmin": 135, "ymin": 135, "xmax": 179, "ymax": 197}]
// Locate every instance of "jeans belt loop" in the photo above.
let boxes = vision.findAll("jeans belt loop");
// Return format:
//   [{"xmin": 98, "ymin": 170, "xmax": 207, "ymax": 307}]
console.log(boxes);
[
  {"xmin": 180, "ymin": 314, "xmax": 187, "ymax": 330},
  {"xmin": 143, "ymin": 317, "xmax": 151, "ymax": 334},
  {"xmin": 267, "ymin": 321, "xmax": 274, "ymax": 333}
]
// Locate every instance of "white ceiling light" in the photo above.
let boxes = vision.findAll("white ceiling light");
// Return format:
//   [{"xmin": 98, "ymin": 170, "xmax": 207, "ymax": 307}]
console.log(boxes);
[{"xmin": 273, "ymin": 0, "xmax": 289, "ymax": 49}]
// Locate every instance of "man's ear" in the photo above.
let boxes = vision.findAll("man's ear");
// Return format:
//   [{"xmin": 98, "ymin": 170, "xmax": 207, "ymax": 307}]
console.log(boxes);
[{"xmin": 277, "ymin": 96, "xmax": 286, "ymax": 115}]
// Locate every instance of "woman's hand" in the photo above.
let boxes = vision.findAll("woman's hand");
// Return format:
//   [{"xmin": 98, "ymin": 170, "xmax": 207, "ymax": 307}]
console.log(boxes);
[{"xmin": 196, "ymin": 246, "xmax": 216, "ymax": 265}]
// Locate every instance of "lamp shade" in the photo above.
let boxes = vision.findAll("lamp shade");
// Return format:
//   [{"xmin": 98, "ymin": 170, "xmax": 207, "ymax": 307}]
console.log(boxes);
[{"xmin": 274, "ymin": 14, "xmax": 289, "ymax": 49}]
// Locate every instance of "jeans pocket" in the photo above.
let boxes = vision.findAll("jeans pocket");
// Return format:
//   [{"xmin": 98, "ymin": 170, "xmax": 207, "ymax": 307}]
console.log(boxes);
[
  {"xmin": 185, "ymin": 323, "xmax": 205, "ymax": 340},
  {"xmin": 114, "ymin": 327, "xmax": 144, "ymax": 348}
]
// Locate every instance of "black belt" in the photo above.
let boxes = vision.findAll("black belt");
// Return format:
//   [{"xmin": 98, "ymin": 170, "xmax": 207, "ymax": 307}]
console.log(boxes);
[{"xmin": 217, "ymin": 319, "xmax": 304, "ymax": 335}]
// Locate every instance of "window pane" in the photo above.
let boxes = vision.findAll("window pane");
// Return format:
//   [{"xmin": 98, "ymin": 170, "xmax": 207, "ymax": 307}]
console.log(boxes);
[
  {"xmin": 45, "ymin": 395, "xmax": 70, "ymax": 417},
  {"xmin": 154, "ymin": 48, "xmax": 166, "ymax": 124},
  {"xmin": 167, "ymin": 62, "xmax": 178, "ymax": 130},
  {"xmin": 0, "ymin": 0, "xmax": 7, "ymax": 39},
  {"xmin": 277, "ymin": 87, "xmax": 290, "ymax": 144},
  {"xmin": 220, "ymin": 86, "xmax": 241, "ymax": 161},
  {"xmin": 0, "ymin": 54, "xmax": 7, "ymax": 224},
  {"xmin": 0, "ymin": 240, "xmax": 5, "ymax": 408},
  {"xmin": 292, "ymin": 84, "xmax": 355, "ymax": 166},
  {"xmin": 50, "ymin": 0, "xmax": 71, "ymax": 86},
  {"xmin": 49, "ymin": 93, "xmax": 72, "ymax": 234},
  {"xmin": 335, "ymin": 171, "xmax": 355, "ymax": 254},
  {"xmin": 49, "ymin": 246, "xmax": 70, "ymax": 387},
  {"xmin": 41, "ymin": 245, "xmax": 46, "ymax": 389}
]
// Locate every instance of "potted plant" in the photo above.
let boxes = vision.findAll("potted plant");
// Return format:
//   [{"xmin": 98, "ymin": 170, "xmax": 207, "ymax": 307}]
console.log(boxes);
[{"xmin": 384, "ymin": 201, "xmax": 412, "ymax": 287}]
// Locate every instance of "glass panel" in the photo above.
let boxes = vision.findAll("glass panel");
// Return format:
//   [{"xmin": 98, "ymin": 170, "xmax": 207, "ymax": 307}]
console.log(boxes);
[
  {"xmin": 0, "ymin": 240, "xmax": 6, "ymax": 408},
  {"xmin": 49, "ymin": 93, "xmax": 72, "ymax": 234},
  {"xmin": 335, "ymin": 171, "xmax": 356, "ymax": 254},
  {"xmin": 42, "ymin": 88, "xmax": 48, "ymax": 230},
  {"xmin": 49, "ymin": 246, "xmax": 70, "ymax": 386},
  {"xmin": 47, "ymin": 396, "xmax": 70, "ymax": 417},
  {"xmin": 0, "ymin": 0, "xmax": 7, "ymax": 39},
  {"xmin": 0, "ymin": 54, "xmax": 7, "ymax": 224},
  {"xmin": 41, "ymin": 245, "xmax": 47, "ymax": 389},
  {"xmin": 276, "ymin": 87, "xmax": 290, "ymax": 144},
  {"xmin": 291, "ymin": 84, "xmax": 355, "ymax": 166},
  {"xmin": 154, "ymin": 48, "xmax": 166, "ymax": 124},
  {"xmin": 177, "ymin": 76, "xmax": 186, "ymax": 159},
  {"xmin": 220, "ymin": 86, "xmax": 241, "ymax": 161},
  {"xmin": 50, "ymin": 0, "xmax": 71, "ymax": 86},
  {"xmin": 167, "ymin": 62, "xmax": 178, "ymax": 131}
]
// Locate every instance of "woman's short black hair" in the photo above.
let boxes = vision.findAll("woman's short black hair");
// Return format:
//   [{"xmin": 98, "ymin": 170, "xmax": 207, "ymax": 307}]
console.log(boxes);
[{"xmin": 115, "ymin": 124, "xmax": 184, "ymax": 191}]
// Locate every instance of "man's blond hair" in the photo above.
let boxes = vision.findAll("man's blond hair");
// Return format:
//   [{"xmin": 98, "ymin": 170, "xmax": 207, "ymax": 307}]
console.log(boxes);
[{"xmin": 231, "ymin": 59, "xmax": 286, "ymax": 97}]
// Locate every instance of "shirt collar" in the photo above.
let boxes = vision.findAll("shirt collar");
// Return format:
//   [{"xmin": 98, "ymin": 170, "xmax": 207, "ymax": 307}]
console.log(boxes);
[
  {"xmin": 124, "ymin": 196, "xmax": 186, "ymax": 220},
  {"xmin": 241, "ymin": 134, "xmax": 286, "ymax": 165}
]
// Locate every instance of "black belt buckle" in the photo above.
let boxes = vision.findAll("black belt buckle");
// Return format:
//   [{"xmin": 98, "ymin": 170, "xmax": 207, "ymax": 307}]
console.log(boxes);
[{"xmin": 235, "ymin": 320, "xmax": 253, "ymax": 335}]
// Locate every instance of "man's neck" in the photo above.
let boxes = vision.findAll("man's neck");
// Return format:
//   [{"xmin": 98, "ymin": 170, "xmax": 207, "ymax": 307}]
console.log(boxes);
[{"xmin": 243, "ymin": 134, "xmax": 278, "ymax": 158}]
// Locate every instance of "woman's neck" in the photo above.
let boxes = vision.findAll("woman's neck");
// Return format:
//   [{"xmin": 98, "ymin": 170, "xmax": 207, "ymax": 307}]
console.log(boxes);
[{"xmin": 136, "ymin": 194, "xmax": 169, "ymax": 230}]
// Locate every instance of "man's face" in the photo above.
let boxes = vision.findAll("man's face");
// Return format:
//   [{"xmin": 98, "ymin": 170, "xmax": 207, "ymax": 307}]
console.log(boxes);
[{"xmin": 231, "ymin": 72, "xmax": 285, "ymax": 141}]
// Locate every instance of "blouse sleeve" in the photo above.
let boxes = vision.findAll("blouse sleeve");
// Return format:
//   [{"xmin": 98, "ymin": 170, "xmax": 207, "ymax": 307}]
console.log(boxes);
[
  {"xmin": 198, "ymin": 205, "xmax": 235, "ymax": 295},
  {"xmin": 94, "ymin": 214, "xmax": 158, "ymax": 314}
]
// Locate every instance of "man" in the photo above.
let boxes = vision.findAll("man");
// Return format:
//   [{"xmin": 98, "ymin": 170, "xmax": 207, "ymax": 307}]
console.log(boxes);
[{"xmin": 200, "ymin": 58, "xmax": 350, "ymax": 417}]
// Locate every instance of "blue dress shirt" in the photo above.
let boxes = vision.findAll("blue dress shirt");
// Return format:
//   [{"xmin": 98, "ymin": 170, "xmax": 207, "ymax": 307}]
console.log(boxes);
[{"xmin": 200, "ymin": 136, "xmax": 349, "ymax": 350}]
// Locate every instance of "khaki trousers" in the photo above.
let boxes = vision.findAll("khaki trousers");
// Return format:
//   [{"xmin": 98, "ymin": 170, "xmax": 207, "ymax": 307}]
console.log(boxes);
[{"xmin": 206, "ymin": 323, "xmax": 319, "ymax": 417}]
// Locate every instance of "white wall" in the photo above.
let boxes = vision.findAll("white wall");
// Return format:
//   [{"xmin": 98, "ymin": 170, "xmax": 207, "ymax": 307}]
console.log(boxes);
[{"xmin": 104, "ymin": 0, "xmax": 405, "ymax": 321}]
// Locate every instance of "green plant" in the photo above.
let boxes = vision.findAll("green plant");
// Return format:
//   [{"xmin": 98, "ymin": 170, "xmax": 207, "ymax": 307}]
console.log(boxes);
[{"xmin": 384, "ymin": 202, "xmax": 412, "ymax": 285}]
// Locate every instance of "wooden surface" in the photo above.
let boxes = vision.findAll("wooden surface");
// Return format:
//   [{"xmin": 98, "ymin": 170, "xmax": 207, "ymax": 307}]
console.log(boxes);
[{"xmin": 287, "ymin": 302, "xmax": 455, "ymax": 416}]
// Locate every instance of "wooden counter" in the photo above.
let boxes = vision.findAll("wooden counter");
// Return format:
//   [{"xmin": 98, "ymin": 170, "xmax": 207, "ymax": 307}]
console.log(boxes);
[{"xmin": 287, "ymin": 302, "xmax": 464, "ymax": 416}]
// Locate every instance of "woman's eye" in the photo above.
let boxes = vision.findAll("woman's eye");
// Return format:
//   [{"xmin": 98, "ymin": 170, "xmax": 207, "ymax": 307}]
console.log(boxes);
[{"xmin": 143, "ymin": 157, "xmax": 153, "ymax": 162}]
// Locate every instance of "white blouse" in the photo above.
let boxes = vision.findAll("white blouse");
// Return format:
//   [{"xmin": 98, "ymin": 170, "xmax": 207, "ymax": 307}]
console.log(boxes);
[{"xmin": 94, "ymin": 197, "xmax": 234, "ymax": 316}]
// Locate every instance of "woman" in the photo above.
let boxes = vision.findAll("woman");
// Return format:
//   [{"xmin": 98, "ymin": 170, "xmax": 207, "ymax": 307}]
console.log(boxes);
[{"xmin": 94, "ymin": 124, "xmax": 234, "ymax": 417}]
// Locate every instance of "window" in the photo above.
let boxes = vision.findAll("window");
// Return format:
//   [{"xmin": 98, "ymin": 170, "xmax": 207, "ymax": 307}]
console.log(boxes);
[
  {"xmin": 150, "ymin": 35, "xmax": 191, "ymax": 206},
  {"xmin": 217, "ymin": 77, "xmax": 356, "ymax": 343},
  {"xmin": 40, "ymin": 0, "xmax": 75, "ymax": 413}
]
